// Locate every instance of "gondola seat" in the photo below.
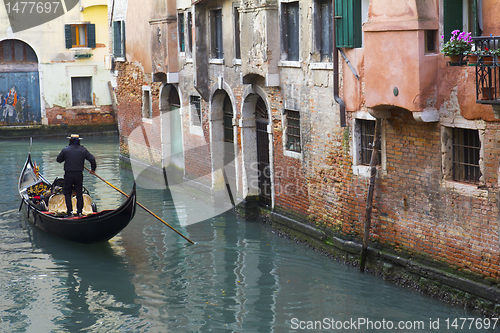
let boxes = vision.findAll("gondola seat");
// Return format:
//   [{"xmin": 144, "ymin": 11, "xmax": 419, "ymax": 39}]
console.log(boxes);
[{"xmin": 48, "ymin": 194, "xmax": 94, "ymax": 216}]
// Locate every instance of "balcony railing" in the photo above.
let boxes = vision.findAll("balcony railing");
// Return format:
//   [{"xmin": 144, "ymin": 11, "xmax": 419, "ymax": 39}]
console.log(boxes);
[{"xmin": 473, "ymin": 36, "xmax": 500, "ymax": 104}]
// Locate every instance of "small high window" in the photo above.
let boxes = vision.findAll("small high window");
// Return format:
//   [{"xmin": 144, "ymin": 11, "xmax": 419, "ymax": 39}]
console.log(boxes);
[
  {"xmin": 190, "ymin": 95, "xmax": 201, "ymax": 126},
  {"xmin": 142, "ymin": 86, "xmax": 152, "ymax": 118}
]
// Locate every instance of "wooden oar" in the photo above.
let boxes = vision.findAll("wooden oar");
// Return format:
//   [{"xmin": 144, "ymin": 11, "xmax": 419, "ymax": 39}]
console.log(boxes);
[{"xmin": 85, "ymin": 166, "xmax": 195, "ymax": 244}]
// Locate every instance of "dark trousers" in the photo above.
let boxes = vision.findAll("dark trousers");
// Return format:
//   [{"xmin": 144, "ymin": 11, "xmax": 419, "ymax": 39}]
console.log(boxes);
[{"xmin": 63, "ymin": 171, "xmax": 83, "ymax": 214}]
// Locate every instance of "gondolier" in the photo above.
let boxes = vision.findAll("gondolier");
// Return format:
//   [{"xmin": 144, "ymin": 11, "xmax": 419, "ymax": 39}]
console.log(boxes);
[{"xmin": 57, "ymin": 134, "xmax": 96, "ymax": 217}]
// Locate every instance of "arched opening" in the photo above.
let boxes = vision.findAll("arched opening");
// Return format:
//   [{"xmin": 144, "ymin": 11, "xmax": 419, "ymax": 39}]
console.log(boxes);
[
  {"xmin": 160, "ymin": 84, "xmax": 184, "ymax": 169},
  {"xmin": 210, "ymin": 89, "xmax": 237, "ymax": 201},
  {"xmin": 240, "ymin": 87, "xmax": 273, "ymax": 207},
  {"xmin": 0, "ymin": 39, "xmax": 40, "ymax": 124}
]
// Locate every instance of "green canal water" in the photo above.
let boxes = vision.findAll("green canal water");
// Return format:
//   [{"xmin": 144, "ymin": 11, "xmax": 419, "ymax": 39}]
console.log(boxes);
[{"xmin": 0, "ymin": 135, "xmax": 497, "ymax": 332}]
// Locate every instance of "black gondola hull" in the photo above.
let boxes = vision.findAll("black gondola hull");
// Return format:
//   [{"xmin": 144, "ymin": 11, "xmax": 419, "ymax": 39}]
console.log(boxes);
[{"xmin": 19, "ymin": 153, "xmax": 137, "ymax": 244}]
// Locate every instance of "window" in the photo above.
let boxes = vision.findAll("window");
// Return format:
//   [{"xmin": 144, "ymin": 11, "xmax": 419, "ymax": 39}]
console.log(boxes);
[
  {"xmin": 112, "ymin": 21, "xmax": 125, "ymax": 58},
  {"xmin": 234, "ymin": 7, "xmax": 241, "ymax": 60},
  {"xmin": 314, "ymin": 0, "xmax": 333, "ymax": 61},
  {"xmin": 425, "ymin": 30, "xmax": 437, "ymax": 53},
  {"xmin": 285, "ymin": 110, "xmax": 301, "ymax": 152},
  {"xmin": 211, "ymin": 9, "xmax": 223, "ymax": 59},
  {"xmin": 187, "ymin": 12, "xmax": 193, "ymax": 57},
  {"xmin": 190, "ymin": 95, "xmax": 201, "ymax": 126},
  {"xmin": 281, "ymin": 2, "xmax": 300, "ymax": 61},
  {"xmin": 0, "ymin": 39, "xmax": 37, "ymax": 63},
  {"xmin": 71, "ymin": 77, "xmax": 92, "ymax": 106},
  {"xmin": 334, "ymin": 0, "xmax": 362, "ymax": 48},
  {"xmin": 452, "ymin": 128, "xmax": 481, "ymax": 184},
  {"xmin": 356, "ymin": 119, "xmax": 380, "ymax": 165},
  {"xmin": 178, "ymin": 13, "xmax": 185, "ymax": 52},
  {"xmin": 65, "ymin": 23, "xmax": 96, "ymax": 48},
  {"xmin": 443, "ymin": 0, "xmax": 482, "ymax": 40},
  {"xmin": 142, "ymin": 86, "xmax": 152, "ymax": 118}
]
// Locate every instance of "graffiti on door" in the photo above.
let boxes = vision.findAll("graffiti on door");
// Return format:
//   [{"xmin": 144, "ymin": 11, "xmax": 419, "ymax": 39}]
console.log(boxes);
[{"xmin": 0, "ymin": 86, "xmax": 27, "ymax": 123}]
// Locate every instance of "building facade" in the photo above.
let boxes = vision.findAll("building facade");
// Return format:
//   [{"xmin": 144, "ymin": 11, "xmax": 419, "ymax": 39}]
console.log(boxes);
[
  {"xmin": 113, "ymin": 0, "xmax": 500, "ymax": 295},
  {"xmin": 0, "ymin": 0, "xmax": 114, "ymax": 126}
]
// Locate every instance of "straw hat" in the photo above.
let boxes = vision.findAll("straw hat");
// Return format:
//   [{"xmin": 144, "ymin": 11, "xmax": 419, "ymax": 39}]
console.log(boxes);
[{"xmin": 67, "ymin": 134, "xmax": 82, "ymax": 140}]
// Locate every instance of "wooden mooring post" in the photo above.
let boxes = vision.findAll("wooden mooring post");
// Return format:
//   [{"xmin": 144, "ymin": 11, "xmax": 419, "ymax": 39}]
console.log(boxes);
[{"xmin": 360, "ymin": 118, "xmax": 381, "ymax": 272}]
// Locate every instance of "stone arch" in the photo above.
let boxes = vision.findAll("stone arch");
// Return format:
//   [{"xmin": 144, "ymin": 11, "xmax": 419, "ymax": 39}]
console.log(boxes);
[
  {"xmin": 240, "ymin": 85, "xmax": 273, "ymax": 205},
  {"xmin": 159, "ymin": 83, "xmax": 184, "ymax": 169},
  {"xmin": 0, "ymin": 39, "xmax": 41, "ymax": 124},
  {"xmin": 209, "ymin": 80, "xmax": 238, "ymax": 199}
]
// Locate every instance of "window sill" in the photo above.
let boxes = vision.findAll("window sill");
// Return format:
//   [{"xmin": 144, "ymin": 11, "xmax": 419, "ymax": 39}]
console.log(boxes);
[
  {"xmin": 185, "ymin": 58, "xmax": 193, "ymax": 64},
  {"xmin": 114, "ymin": 57, "xmax": 126, "ymax": 62},
  {"xmin": 283, "ymin": 149, "xmax": 302, "ymax": 160},
  {"xmin": 441, "ymin": 180, "xmax": 488, "ymax": 198},
  {"xmin": 189, "ymin": 123, "xmax": 203, "ymax": 136},
  {"xmin": 279, "ymin": 60, "xmax": 301, "ymax": 68},
  {"xmin": 68, "ymin": 105, "xmax": 96, "ymax": 109},
  {"xmin": 233, "ymin": 59, "xmax": 242, "ymax": 66},
  {"xmin": 142, "ymin": 117, "xmax": 153, "ymax": 124},
  {"xmin": 310, "ymin": 62, "xmax": 333, "ymax": 70},
  {"xmin": 209, "ymin": 58, "xmax": 224, "ymax": 65},
  {"xmin": 352, "ymin": 164, "xmax": 385, "ymax": 177}
]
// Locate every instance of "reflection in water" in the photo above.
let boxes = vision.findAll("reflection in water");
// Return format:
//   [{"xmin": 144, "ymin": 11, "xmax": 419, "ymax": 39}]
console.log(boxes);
[{"xmin": 0, "ymin": 137, "xmax": 494, "ymax": 332}]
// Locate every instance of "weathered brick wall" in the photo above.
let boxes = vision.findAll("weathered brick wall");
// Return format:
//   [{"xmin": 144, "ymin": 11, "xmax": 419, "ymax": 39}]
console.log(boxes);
[
  {"xmin": 45, "ymin": 105, "xmax": 115, "ymax": 125},
  {"xmin": 115, "ymin": 61, "xmax": 161, "ymax": 161},
  {"xmin": 371, "ymin": 113, "xmax": 499, "ymax": 279}
]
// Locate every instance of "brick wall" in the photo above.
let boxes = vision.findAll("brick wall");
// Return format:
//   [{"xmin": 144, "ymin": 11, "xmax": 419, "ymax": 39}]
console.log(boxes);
[{"xmin": 45, "ymin": 105, "xmax": 115, "ymax": 126}]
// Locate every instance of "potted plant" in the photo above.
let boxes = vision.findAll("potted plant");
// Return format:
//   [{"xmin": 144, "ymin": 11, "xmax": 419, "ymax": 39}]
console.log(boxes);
[
  {"xmin": 467, "ymin": 49, "xmax": 481, "ymax": 65},
  {"xmin": 441, "ymin": 30, "xmax": 473, "ymax": 64},
  {"xmin": 481, "ymin": 48, "xmax": 494, "ymax": 65}
]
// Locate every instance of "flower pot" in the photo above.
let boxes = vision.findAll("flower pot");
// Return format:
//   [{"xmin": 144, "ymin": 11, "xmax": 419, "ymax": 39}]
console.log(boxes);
[
  {"xmin": 468, "ymin": 55, "xmax": 479, "ymax": 65},
  {"xmin": 481, "ymin": 87, "xmax": 495, "ymax": 100},
  {"xmin": 482, "ymin": 56, "xmax": 494, "ymax": 65},
  {"xmin": 448, "ymin": 55, "xmax": 463, "ymax": 63}
]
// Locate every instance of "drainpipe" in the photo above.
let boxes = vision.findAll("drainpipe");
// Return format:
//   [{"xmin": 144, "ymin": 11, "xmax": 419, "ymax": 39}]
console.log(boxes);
[{"xmin": 333, "ymin": 4, "xmax": 346, "ymax": 128}]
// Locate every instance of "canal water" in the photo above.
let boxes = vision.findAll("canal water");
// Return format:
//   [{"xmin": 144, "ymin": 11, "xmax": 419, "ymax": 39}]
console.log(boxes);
[{"xmin": 0, "ymin": 135, "xmax": 497, "ymax": 332}]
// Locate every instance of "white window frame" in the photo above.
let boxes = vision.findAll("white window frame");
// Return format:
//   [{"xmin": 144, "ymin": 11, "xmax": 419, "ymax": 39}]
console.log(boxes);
[
  {"xmin": 352, "ymin": 111, "xmax": 386, "ymax": 177},
  {"xmin": 142, "ymin": 85, "xmax": 152, "ymax": 122}
]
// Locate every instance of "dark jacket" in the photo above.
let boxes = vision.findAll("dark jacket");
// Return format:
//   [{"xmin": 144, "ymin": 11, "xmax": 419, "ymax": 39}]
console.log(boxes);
[{"xmin": 57, "ymin": 144, "xmax": 96, "ymax": 172}]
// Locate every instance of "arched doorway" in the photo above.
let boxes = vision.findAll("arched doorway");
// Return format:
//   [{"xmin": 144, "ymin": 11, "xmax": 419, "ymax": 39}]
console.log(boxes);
[
  {"xmin": 255, "ymin": 97, "xmax": 271, "ymax": 206},
  {"xmin": 0, "ymin": 39, "xmax": 40, "ymax": 124},
  {"xmin": 240, "ymin": 88, "xmax": 273, "ymax": 207},
  {"xmin": 160, "ymin": 83, "xmax": 184, "ymax": 169},
  {"xmin": 210, "ymin": 89, "xmax": 237, "ymax": 201}
]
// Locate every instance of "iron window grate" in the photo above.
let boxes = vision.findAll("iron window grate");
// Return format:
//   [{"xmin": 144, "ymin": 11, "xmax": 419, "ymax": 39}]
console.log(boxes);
[
  {"xmin": 452, "ymin": 128, "xmax": 481, "ymax": 184},
  {"xmin": 358, "ymin": 119, "xmax": 380, "ymax": 165},
  {"xmin": 286, "ymin": 110, "xmax": 301, "ymax": 153}
]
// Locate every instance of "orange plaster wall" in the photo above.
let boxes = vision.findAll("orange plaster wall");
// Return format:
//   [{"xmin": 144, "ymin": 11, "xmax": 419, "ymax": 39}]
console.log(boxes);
[{"xmin": 364, "ymin": 30, "xmax": 422, "ymax": 111}]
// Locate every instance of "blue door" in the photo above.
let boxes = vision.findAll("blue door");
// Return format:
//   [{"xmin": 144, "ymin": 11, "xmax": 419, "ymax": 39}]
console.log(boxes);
[
  {"xmin": 0, "ymin": 39, "xmax": 40, "ymax": 125},
  {"xmin": 0, "ymin": 72, "xmax": 40, "ymax": 124}
]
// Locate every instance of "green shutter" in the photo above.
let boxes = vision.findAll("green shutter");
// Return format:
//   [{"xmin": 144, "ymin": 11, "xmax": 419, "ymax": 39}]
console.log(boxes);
[
  {"xmin": 65, "ymin": 24, "xmax": 72, "ymax": 48},
  {"xmin": 87, "ymin": 24, "xmax": 96, "ymax": 48},
  {"xmin": 443, "ymin": 0, "xmax": 463, "ymax": 41},
  {"xmin": 113, "ymin": 21, "xmax": 125, "ymax": 57},
  {"xmin": 335, "ymin": 0, "xmax": 361, "ymax": 48}
]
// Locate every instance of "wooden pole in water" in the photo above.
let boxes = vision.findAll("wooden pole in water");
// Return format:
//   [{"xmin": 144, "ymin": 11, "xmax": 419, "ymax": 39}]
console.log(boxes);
[
  {"xmin": 85, "ymin": 166, "xmax": 195, "ymax": 244},
  {"xmin": 360, "ymin": 118, "xmax": 381, "ymax": 272}
]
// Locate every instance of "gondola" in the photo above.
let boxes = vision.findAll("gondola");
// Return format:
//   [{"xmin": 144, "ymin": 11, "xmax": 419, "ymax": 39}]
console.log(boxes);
[{"xmin": 18, "ymin": 152, "xmax": 137, "ymax": 244}]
